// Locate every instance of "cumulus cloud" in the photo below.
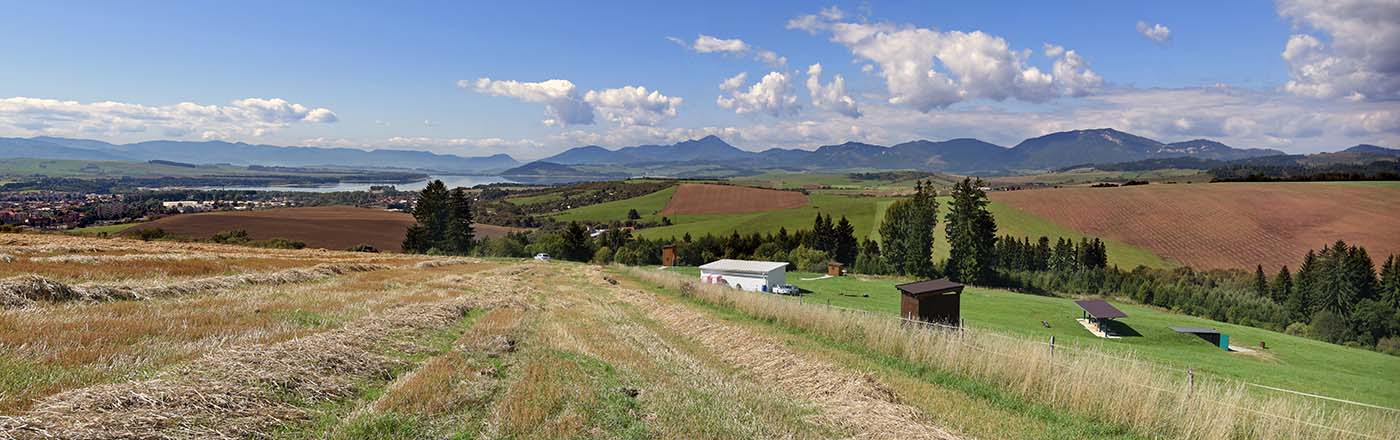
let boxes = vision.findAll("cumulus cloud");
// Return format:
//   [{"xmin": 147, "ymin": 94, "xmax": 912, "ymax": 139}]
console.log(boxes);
[
  {"xmin": 787, "ymin": 8, "xmax": 1101, "ymax": 111},
  {"xmin": 1136, "ymin": 21, "xmax": 1172, "ymax": 44},
  {"xmin": 669, "ymin": 34, "xmax": 786, "ymax": 67},
  {"xmin": 464, "ymin": 78, "xmax": 681, "ymax": 127},
  {"xmin": 805, "ymin": 64, "xmax": 861, "ymax": 117},
  {"xmin": 0, "ymin": 96, "xmax": 337, "ymax": 140},
  {"xmin": 1042, "ymin": 43, "xmax": 1065, "ymax": 58},
  {"xmin": 717, "ymin": 71, "xmax": 800, "ymax": 117},
  {"xmin": 1276, "ymin": 0, "xmax": 1400, "ymax": 101}
]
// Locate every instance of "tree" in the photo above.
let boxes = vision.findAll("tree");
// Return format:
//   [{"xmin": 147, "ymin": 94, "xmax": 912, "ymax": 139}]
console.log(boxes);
[
  {"xmin": 833, "ymin": 216, "xmax": 858, "ymax": 266},
  {"xmin": 1253, "ymin": 265, "xmax": 1270, "ymax": 298},
  {"xmin": 788, "ymin": 246, "xmax": 831, "ymax": 273},
  {"xmin": 1272, "ymin": 266, "xmax": 1293, "ymax": 305},
  {"xmin": 878, "ymin": 180, "xmax": 939, "ymax": 277},
  {"xmin": 559, "ymin": 221, "xmax": 593, "ymax": 261},
  {"xmin": 403, "ymin": 180, "xmax": 474, "ymax": 254},
  {"xmin": 442, "ymin": 188, "xmax": 475, "ymax": 254},
  {"xmin": 1381, "ymin": 255, "xmax": 1400, "ymax": 308},
  {"xmin": 944, "ymin": 177, "xmax": 998, "ymax": 284},
  {"xmin": 627, "ymin": 208, "xmax": 641, "ymax": 221},
  {"xmin": 1293, "ymin": 249, "xmax": 1318, "ymax": 319}
]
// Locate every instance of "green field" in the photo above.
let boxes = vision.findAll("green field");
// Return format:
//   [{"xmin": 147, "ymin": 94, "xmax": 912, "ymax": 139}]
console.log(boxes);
[
  {"xmin": 549, "ymin": 183, "xmax": 1173, "ymax": 269},
  {"xmin": 667, "ymin": 267, "xmax": 1400, "ymax": 408},
  {"xmin": 67, "ymin": 223, "xmax": 139, "ymax": 236},
  {"xmin": 988, "ymin": 168, "xmax": 1210, "ymax": 186}
]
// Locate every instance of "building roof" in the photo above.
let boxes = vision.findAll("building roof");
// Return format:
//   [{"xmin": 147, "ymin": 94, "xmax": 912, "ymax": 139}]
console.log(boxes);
[
  {"xmin": 896, "ymin": 279, "xmax": 964, "ymax": 296},
  {"xmin": 1074, "ymin": 300, "xmax": 1128, "ymax": 319},
  {"xmin": 698, "ymin": 259, "xmax": 788, "ymax": 274},
  {"xmin": 1170, "ymin": 326, "xmax": 1220, "ymax": 335}
]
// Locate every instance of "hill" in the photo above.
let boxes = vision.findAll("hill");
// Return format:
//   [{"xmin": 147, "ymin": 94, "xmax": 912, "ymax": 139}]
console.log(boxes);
[
  {"xmin": 0, "ymin": 136, "xmax": 519, "ymax": 174},
  {"xmin": 990, "ymin": 181, "xmax": 1400, "ymax": 270},
  {"xmin": 0, "ymin": 233, "xmax": 1391, "ymax": 439}
]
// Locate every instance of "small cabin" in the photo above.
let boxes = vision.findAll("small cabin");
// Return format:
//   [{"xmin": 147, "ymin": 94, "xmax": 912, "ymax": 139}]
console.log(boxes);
[
  {"xmin": 1171, "ymin": 326, "xmax": 1231, "ymax": 350},
  {"xmin": 827, "ymin": 261, "xmax": 844, "ymax": 277},
  {"xmin": 660, "ymin": 245, "xmax": 676, "ymax": 267},
  {"xmin": 896, "ymin": 279, "xmax": 964, "ymax": 325},
  {"xmin": 699, "ymin": 259, "xmax": 788, "ymax": 292}
]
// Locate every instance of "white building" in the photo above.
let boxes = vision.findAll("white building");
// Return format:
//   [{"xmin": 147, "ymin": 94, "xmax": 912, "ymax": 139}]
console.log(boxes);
[{"xmin": 698, "ymin": 259, "xmax": 788, "ymax": 292}]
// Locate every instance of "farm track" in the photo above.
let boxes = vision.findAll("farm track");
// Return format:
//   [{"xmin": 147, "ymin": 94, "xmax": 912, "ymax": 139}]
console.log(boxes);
[{"xmin": 990, "ymin": 183, "xmax": 1400, "ymax": 269}]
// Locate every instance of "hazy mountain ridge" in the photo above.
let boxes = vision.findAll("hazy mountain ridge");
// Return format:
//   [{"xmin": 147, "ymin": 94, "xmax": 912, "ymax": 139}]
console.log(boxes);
[{"xmin": 0, "ymin": 137, "xmax": 520, "ymax": 173}]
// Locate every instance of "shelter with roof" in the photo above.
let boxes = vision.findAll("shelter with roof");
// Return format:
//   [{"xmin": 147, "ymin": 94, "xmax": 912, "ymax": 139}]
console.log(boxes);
[
  {"xmin": 896, "ymin": 279, "xmax": 965, "ymax": 325},
  {"xmin": 1074, "ymin": 300, "xmax": 1127, "ymax": 337},
  {"xmin": 1172, "ymin": 326, "xmax": 1230, "ymax": 350},
  {"xmin": 698, "ymin": 259, "xmax": 787, "ymax": 292}
]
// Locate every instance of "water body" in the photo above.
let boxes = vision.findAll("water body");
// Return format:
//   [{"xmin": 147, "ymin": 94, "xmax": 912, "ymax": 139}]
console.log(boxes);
[{"xmin": 191, "ymin": 175, "xmax": 518, "ymax": 193}]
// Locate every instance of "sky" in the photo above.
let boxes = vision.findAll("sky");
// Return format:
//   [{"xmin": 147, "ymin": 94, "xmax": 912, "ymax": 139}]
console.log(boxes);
[{"xmin": 0, "ymin": 0, "xmax": 1396, "ymax": 160}]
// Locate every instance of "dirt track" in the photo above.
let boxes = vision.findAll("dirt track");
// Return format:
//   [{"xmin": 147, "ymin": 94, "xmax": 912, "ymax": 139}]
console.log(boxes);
[
  {"xmin": 991, "ymin": 182, "xmax": 1400, "ymax": 270},
  {"xmin": 660, "ymin": 183, "xmax": 809, "ymax": 215},
  {"xmin": 123, "ymin": 206, "xmax": 522, "ymax": 252}
]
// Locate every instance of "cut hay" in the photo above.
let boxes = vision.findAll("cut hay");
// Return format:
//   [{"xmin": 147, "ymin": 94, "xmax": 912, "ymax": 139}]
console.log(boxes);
[
  {"xmin": 0, "ymin": 299, "xmax": 473, "ymax": 439},
  {"xmin": 414, "ymin": 258, "xmax": 480, "ymax": 269},
  {"xmin": 0, "ymin": 263, "xmax": 388, "ymax": 308},
  {"xmin": 28, "ymin": 253, "xmax": 223, "ymax": 264}
]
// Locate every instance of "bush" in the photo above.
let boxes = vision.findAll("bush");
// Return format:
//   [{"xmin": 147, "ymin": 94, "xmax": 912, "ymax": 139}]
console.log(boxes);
[
  {"xmin": 788, "ymin": 246, "xmax": 831, "ymax": 273},
  {"xmin": 211, "ymin": 230, "xmax": 250, "ymax": 244},
  {"xmin": 1284, "ymin": 322, "xmax": 1310, "ymax": 337},
  {"xmin": 1377, "ymin": 336, "xmax": 1400, "ymax": 356},
  {"xmin": 254, "ymin": 238, "xmax": 306, "ymax": 250},
  {"xmin": 1309, "ymin": 310, "xmax": 1348, "ymax": 343},
  {"xmin": 131, "ymin": 228, "xmax": 167, "ymax": 241},
  {"xmin": 348, "ymin": 244, "xmax": 380, "ymax": 253},
  {"xmin": 592, "ymin": 246, "xmax": 614, "ymax": 265}
]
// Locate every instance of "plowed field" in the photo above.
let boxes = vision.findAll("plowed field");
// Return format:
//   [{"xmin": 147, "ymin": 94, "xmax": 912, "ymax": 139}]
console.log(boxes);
[
  {"xmin": 123, "ymin": 205, "xmax": 520, "ymax": 252},
  {"xmin": 659, "ymin": 183, "xmax": 809, "ymax": 215},
  {"xmin": 990, "ymin": 182, "xmax": 1400, "ymax": 270}
]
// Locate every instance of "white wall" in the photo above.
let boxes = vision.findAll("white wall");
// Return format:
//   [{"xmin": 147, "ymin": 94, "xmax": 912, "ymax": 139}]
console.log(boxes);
[{"xmin": 699, "ymin": 270, "xmax": 776, "ymax": 292}]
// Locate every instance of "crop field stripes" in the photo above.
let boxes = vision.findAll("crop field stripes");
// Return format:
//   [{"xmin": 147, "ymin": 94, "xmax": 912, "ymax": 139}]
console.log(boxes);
[
  {"xmin": 624, "ymin": 268, "xmax": 1400, "ymax": 440},
  {"xmin": 0, "ymin": 263, "xmax": 388, "ymax": 308}
]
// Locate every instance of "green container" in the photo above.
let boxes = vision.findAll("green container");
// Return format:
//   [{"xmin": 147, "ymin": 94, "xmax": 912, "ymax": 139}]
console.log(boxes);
[{"xmin": 1219, "ymin": 333, "xmax": 1230, "ymax": 350}]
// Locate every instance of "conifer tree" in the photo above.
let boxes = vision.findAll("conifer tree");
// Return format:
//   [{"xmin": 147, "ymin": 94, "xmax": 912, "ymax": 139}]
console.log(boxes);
[
  {"xmin": 878, "ymin": 180, "xmax": 939, "ymax": 277},
  {"xmin": 1253, "ymin": 265, "xmax": 1270, "ymax": 297},
  {"xmin": 944, "ymin": 177, "xmax": 998, "ymax": 284},
  {"xmin": 834, "ymin": 216, "xmax": 858, "ymax": 265},
  {"xmin": 1272, "ymin": 266, "xmax": 1293, "ymax": 305}
]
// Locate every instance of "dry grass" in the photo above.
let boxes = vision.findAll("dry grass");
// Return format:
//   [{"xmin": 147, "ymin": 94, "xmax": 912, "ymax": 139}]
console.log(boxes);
[
  {"xmin": 626, "ymin": 267, "xmax": 1400, "ymax": 440},
  {"xmin": 0, "ymin": 263, "xmax": 387, "ymax": 308},
  {"xmin": 0, "ymin": 298, "xmax": 473, "ymax": 439}
]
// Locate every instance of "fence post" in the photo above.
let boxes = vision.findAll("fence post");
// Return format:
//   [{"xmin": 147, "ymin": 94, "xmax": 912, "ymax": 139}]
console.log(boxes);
[
  {"xmin": 1049, "ymin": 335, "xmax": 1055, "ymax": 359},
  {"xmin": 1188, "ymin": 368, "xmax": 1195, "ymax": 395}
]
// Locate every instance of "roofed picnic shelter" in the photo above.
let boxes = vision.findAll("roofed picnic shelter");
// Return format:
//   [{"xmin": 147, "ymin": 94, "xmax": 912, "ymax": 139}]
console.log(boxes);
[{"xmin": 1074, "ymin": 299, "xmax": 1127, "ymax": 335}]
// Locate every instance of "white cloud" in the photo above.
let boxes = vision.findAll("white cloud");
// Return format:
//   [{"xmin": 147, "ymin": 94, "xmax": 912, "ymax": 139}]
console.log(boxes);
[
  {"xmin": 670, "ymin": 34, "xmax": 786, "ymax": 67},
  {"xmin": 1042, "ymin": 43, "xmax": 1065, "ymax": 58},
  {"xmin": 465, "ymin": 78, "xmax": 593, "ymax": 126},
  {"xmin": 787, "ymin": 11, "xmax": 1101, "ymax": 111},
  {"xmin": 1135, "ymin": 21, "xmax": 1172, "ymax": 44},
  {"xmin": 1276, "ymin": 0, "xmax": 1400, "ymax": 101},
  {"xmin": 716, "ymin": 71, "xmax": 800, "ymax": 117},
  {"xmin": 805, "ymin": 64, "xmax": 861, "ymax": 117},
  {"xmin": 464, "ymin": 78, "xmax": 681, "ymax": 127},
  {"xmin": 583, "ymin": 86, "xmax": 683, "ymax": 126},
  {"xmin": 0, "ymin": 96, "xmax": 337, "ymax": 140},
  {"xmin": 693, "ymin": 35, "xmax": 749, "ymax": 53}
]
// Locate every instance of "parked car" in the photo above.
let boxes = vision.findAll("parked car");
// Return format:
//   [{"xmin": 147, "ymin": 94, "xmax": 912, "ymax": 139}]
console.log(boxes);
[
  {"xmin": 771, "ymin": 284, "xmax": 799, "ymax": 295},
  {"xmin": 533, "ymin": 253, "xmax": 551, "ymax": 261}
]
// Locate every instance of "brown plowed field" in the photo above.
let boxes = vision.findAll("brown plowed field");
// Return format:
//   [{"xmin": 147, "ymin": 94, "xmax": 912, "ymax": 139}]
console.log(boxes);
[
  {"xmin": 660, "ymin": 183, "xmax": 809, "ymax": 215},
  {"xmin": 123, "ymin": 206, "xmax": 521, "ymax": 252},
  {"xmin": 990, "ymin": 182, "xmax": 1400, "ymax": 270}
]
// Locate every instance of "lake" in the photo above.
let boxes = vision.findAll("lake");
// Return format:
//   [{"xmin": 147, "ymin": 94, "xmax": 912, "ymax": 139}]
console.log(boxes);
[{"xmin": 189, "ymin": 175, "xmax": 519, "ymax": 192}]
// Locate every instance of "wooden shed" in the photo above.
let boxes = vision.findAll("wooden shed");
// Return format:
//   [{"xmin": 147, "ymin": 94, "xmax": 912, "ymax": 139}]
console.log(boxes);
[
  {"xmin": 896, "ymin": 279, "xmax": 965, "ymax": 325},
  {"xmin": 827, "ymin": 261, "xmax": 844, "ymax": 277},
  {"xmin": 660, "ymin": 245, "xmax": 676, "ymax": 267}
]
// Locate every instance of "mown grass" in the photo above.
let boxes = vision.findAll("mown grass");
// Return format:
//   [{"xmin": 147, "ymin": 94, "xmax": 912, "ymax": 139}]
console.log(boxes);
[
  {"xmin": 549, "ymin": 186, "xmax": 677, "ymax": 223},
  {"xmin": 669, "ymin": 266, "xmax": 1400, "ymax": 408},
  {"xmin": 66, "ymin": 222, "xmax": 140, "ymax": 236}
]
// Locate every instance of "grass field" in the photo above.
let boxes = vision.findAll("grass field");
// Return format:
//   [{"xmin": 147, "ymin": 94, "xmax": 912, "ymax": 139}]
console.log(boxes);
[
  {"xmin": 553, "ymin": 185, "xmax": 1174, "ymax": 269},
  {"xmin": 991, "ymin": 181, "xmax": 1400, "ymax": 270},
  {"xmin": 1, "ymin": 233, "xmax": 1393, "ymax": 438},
  {"xmin": 67, "ymin": 223, "xmax": 138, "ymax": 236},
  {"xmin": 666, "ymin": 266, "xmax": 1400, "ymax": 408}
]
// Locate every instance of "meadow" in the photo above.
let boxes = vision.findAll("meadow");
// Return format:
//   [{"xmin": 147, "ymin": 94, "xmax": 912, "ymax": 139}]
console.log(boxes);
[{"xmin": 667, "ymin": 267, "xmax": 1400, "ymax": 408}]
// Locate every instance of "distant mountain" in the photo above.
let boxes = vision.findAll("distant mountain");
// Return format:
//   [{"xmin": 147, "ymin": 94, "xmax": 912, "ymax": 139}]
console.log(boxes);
[
  {"xmin": 531, "ymin": 128, "xmax": 1290, "ymax": 175},
  {"xmin": 1342, "ymin": 144, "xmax": 1400, "ymax": 156},
  {"xmin": 1, "ymin": 137, "xmax": 519, "ymax": 173}
]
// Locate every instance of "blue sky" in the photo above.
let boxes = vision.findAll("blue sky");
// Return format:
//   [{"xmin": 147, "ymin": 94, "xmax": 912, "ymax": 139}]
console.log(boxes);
[{"xmin": 0, "ymin": 0, "xmax": 1395, "ymax": 159}]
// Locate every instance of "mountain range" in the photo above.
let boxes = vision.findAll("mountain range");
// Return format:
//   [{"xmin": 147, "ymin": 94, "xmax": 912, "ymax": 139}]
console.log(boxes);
[
  {"xmin": 4, "ymin": 128, "xmax": 1391, "ymax": 178},
  {"xmin": 531, "ymin": 128, "xmax": 1289, "ymax": 174},
  {"xmin": 0, "ymin": 137, "xmax": 521, "ymax": 174}
]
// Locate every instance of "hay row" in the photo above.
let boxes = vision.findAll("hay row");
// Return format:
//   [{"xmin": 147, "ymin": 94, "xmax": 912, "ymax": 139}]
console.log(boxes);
[
  {"xmin": 0, "ymin": 263, "xmax": 388, "ymax": 308},
  {"xmin": 27, "ymin": 253, "xmax": 224, "ymax": 264},
  {"xmin": 0, "ymin": 298, "xmax": 473, "ymax": 439},
  {"xmin": 601, "ymin": 268, "xmax": 959, "ymax": 439}
]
